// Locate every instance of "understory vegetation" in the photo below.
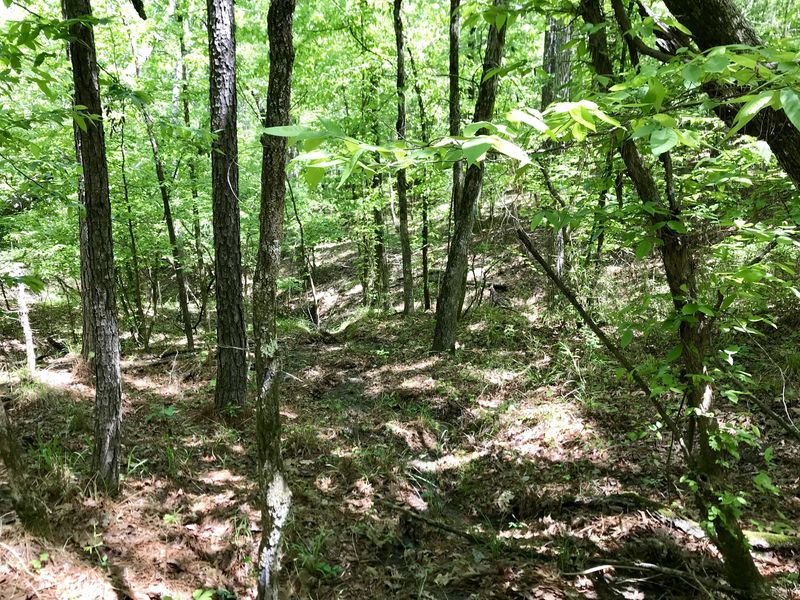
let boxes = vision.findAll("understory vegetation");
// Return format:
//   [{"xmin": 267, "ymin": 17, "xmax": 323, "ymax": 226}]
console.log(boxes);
[{"xmin": 1, "ymin": 0, "xmax": 799, "ymax": 598}]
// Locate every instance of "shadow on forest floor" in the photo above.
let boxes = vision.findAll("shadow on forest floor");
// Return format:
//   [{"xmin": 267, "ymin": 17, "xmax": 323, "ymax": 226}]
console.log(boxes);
[{"xmin": 1, "ymin": 238, "xmax": 799, "ymax": 599}]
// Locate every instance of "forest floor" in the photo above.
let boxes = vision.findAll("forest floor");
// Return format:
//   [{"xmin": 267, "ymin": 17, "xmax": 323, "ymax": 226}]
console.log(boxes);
[{"xmin": 1, "ymin": 230, "xmax": 799, "ymax": 599}]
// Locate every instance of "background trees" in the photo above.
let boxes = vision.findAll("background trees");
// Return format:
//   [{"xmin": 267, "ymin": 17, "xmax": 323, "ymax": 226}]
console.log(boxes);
[{"xmin": 0, "ymin": 0, "xmax": 798, "ymax": 597}]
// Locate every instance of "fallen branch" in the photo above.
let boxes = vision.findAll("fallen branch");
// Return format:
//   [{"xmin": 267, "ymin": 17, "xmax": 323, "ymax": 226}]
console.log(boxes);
[
  {"xmin": 563, "ymin": 561, "xmax": 742, "ymax": 597},
  {"xmin": 377, "ymin": 499, "xmax": 546, "ymax": 557},
  {"xmin": 515, "ymin": 227, "xmax": 688, "ymax": 459}
]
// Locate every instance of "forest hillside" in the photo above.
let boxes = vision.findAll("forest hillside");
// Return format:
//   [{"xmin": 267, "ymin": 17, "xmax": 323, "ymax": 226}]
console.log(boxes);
[{"xmin": 1, "ymin": 0, "xmax": 799, "ymax": 598}]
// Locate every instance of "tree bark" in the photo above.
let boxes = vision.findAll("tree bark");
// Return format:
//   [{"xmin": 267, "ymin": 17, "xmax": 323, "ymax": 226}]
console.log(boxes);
[
  {"xmin": 254, "ymin": 1, "xmax": 295, "ymax": 598},
  {"xmin": 662, "ymin": 0, "xmax": 800, "ymax": 188},
  {"xmin": 207, "ymin": 0, "xmax": 248, "ymax": 410},
  {"xmin": 393, "ymin": 0, "xmax": 415, "ymax": 315},
  {"xmin": 17, "ymin": 283, "xmax": 35, "ymax": 375},
  {"xmin": 63, "ymin": 0, "xmax": 124, "ymax": 492},
  {"xmin": 408, "ymin": 47, "xmax": 432, "ymax": 311},
  {"xmin": 140, "ymin": 107, "xmax": 194, "ymax": 351},
  {"xmin": 432, "ymin": 0, "xmax": 507, "ymax": 352},
  {"xmin": 448, "ymin": 0, "xmax": 463, "ymax": 236}
]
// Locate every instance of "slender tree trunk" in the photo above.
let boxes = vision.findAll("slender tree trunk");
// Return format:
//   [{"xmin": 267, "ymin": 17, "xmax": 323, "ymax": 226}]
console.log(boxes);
[
  {"xmin": 208, "ymin": 0, "xmax": 248, "ymax": 410},
  {"xmin": 140, "ymin": 108, "xmax": 194, "ymax": 350},
  {"xmin": 408, "ymin": 47, "xmax": 432, "ymax": 311},
  {"xmin": 78, "ymin": 174, "xmax": 95, "ymax": 364},
  {"xmin": 540, "ymin": 16, "xmax": 572, "ymax": 293},
  {"xmin": 448, "ymin": 0, "xmax": 462, "ymax": 247},
  {"xmin": 178, "ymin": 13, "xmax": 209, "ymax": 311},
  {"xmin": 17, "ymin": 283, "xmax": 36, "ymax": 375},
  {"xmin": 254, "ymin": 2, "xmax": 295, "ymax": 598},
  {"xmin": 120, "ymin": 115, "xmax": 147, "ymax": 346},
  {"xmin": 661, "ymin": 0, "xmax": 800, "ymax": 188},
  {"xmin": 288, "ymin": 182, "xmax": 319, "ymax": 326},
  {"xmin": 63, "ymin": 0, "xmax": 123, "ymax": 492},
  {"xmin": 373, "ymin": 205, "xmax": 391, "ymax": 308},
  {"xmin": 393, "ymin": 0, "xmax": 414, "ymax": 314},
  {"xmin": 432, "ymin": 0, "xmax": 507, "ymax": 352}
]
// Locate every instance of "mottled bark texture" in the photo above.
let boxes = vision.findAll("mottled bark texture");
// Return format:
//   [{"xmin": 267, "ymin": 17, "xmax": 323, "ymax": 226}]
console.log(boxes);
[
  {"xmin": 449, "ymin": 0, "xmax": 463, "ymax": 226},
  {"xmin": 17, "ymin": 284, "xmax": 36, "ymax": 374},
  {"xmin": 580, "ymin": 1, "xmax": 764, "ymax": 593},
  {"xmin": 541, "ymin": 16, "xmax": 572, "ymax": 109},
  {"xmin": 662, "ymin": 0, "xmax": 800, "ymax": 188},
  {"xmin": 540, "ymin": 16, "xmax": 572, "ymax": 291},
  {"xmin": 393, "ymin": 0, "xmax": 415, "ymax": 314},
  {"xmin": 254, "ymin": 1, "xmax": 296, "ymax": 598},
  {"xmin": 432, "ymin": 0, "xmax": 507, "ymax": 352},
  {"xmin": 63, "ymin": 0, "xmax": 124, "ymax": 492},
  {"xmin": 207, "ymin": 0, "xmax": 247, "ymax": 410}
]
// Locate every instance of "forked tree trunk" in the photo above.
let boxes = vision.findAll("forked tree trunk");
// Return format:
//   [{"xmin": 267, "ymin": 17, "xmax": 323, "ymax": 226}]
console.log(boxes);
[
  {"xmin": 63, "ymin": 0, "xmax": 124, "ymax": 492},
  {"xmin": 393, "ymin": 0, "xmax": 415, "ymax": 314},
  {"xmin": 432, "ymin": 0, "xmax": 507, "ymax": 352},
  {"xmin": 253, "ymin": 1, "xmax": 295, "ymax": 598},
  {"xmin": 208, "ymin": 0, "xmax": 248, "ymax": 410}
]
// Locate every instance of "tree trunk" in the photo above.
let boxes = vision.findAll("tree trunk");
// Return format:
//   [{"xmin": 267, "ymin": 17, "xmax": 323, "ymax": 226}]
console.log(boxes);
[
  {"xmin": 580, "ymin": 1, "xmax": 765, "ymax": 593},
  {"xmin": 393, "ymin": 0, "xmax": 414, "ymax": 315},
  {"xmin": 373, "ymin": 205, "xmax": 391, "ymax": 308},
  {"xmin": 179, "ymin": 13, "xmax": 210, "ymax": 317},
  {"xmin": 408, "ymin": 47, "xmax": 432, "ymax": 311},
  {"xmin": 432, "ymin": 0, "xmax": 507, "ymax": 352},
  {"xmin": 662, "ymin": 0, "xmax": 800, "ymax": 188},
  {"xmin": 207, "ymin": 0, "xmax": 248, "ymax": 410},
  {"xmin": 448, "ymin": 0, "xmax": 463, "ymax": 242},
  {"xmin": 141, "ymin": 108, "xmax": 194, "ymax": 350},
  {"xmin": 78, "ymin": 170, "xmax": 95, "ymax": 364},
  {"xmin": 17, "ymin": 283, "xmax": 36, "ymax": 375},
  {"xmin": 119, "ymin": 116, "xmax": 146, "ymax": 346},
  {"xmin": 253, "ymin": 1, "xmax": 295, "ymax": 598},
  {"xmin": 63, "ymin": 0, "xmax": 124, "ymax": 493}
]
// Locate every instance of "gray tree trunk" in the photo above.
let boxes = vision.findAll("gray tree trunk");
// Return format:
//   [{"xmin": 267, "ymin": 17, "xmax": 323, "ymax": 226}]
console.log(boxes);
[
  {"xmin": 17, "ymin": 283, "xmax": 36, "ymax": 375},
  {"xmin": 253, "ymin": 1, "xmax": 296, "ymax": 598}
]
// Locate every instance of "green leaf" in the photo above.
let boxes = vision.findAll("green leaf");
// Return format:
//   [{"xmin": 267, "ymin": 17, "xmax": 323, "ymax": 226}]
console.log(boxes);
[
  {"xmin": 780, "ymin": 88, "xmax": 800, "ymax": 132},
  {"xmin": 650, "ymin": 127, "xmax": 678, "ymax": 155},
  {"xmin": 304, "ymin": 167, "xmax": 325, "ymax": 189},
  {"xmin": 727, "ymin": 91, "xmax": 776, "ymax": 138},
  {"xmin": 704, "ymin": 52, "xmax": 729, "ymax": 73},
  {"xmin": 666, "ymin": 345, "xmax": 683, "ymax": 362},
  {"xmin": 620, "ymin": 328, "xmax": 634, "ymax": 348},
  {"xmin": 461, "ymin": 138, "xmax": 492, "ymax": 165},
  {"xmin": 753, "ymin": 472, "xmax": 779, "ymax": 495},
  {"xmin": 643, "ymin": 79, "xmax": 667, "ymax": 112},
  {"xmin": 635, "ymin": 239, "xmax": 653, "ymax": 259},
  {"xmin": 491, "ymin": 136, "xmax": 530, "ymax": 165}
]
